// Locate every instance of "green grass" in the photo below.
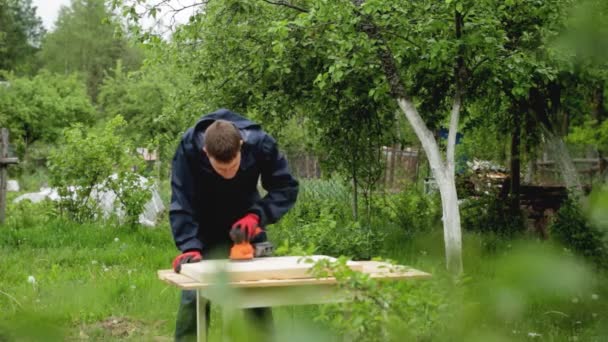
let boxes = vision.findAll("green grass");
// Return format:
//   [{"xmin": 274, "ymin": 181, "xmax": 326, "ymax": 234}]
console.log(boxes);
[
  {"xmin": 0, "ymin": 219, "xmax": 177, "ymax": 340},
  {"xmin": 2, "ymin": 182, "xmax": 608, "ymax": 341},
  {"xmin": 0, "ymin": 215, "xmax": 333, "ymax": 340}
]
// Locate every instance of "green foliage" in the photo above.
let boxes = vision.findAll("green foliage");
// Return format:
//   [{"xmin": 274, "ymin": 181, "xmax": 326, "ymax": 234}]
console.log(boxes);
[
  {"xmin": 98, "ymin": 60, "xmax": 166, "ymax": 145},
  {"xmin": 39, "ymin": 0, "xmax": 142, "ymax": 100},
  {"xmin": 460, "ymin": 195, "xmax": 526, "ymax": 237},
  {"xmin": 4, "ymin": 198, "xmax": 55, "ymax": 231},
  {"xmin": 106, "ymin": 171, "xmax": 152, "ymax": 228},
  {"xmin": 309, "ymin": 257, "xmax": 444, "ymax": 341},
  {"xmin": 0, "ymin": 217, "xmax": 178, "ymax": 340},
  {"xmin": 47, "ymin": 116, "xmax": 149, "ymax": 224},
  {"xmin": 282, "ymin": 178, "xmax": 353, "ymax": 224},
  {"xmin": 0, "ymin": 0, "xmax": 45, "ymax": 74},
  {"xmin": 157, "ymin": 0, "xmax": 397, "ymax": 197},
  {"xmin": 567, "ymin": 118, "xmax": 608, "ymax": 151},
  {"xmin": 0, "ymin": 70, "xmax": 95, "ymax": 157},
  {"xmin": 278, "ymin": 209, "xmax": 383, "ymax": 261},
  {"xmin": 97, "ymin": 57, "xmax": 194, "ymax": 166},
  {"xmin": 550, "ymin": 198, "xmax": 607, "ymax": 268},
  {"xmin": 271, "ymin": 179, "xmax": 385, "ymax": 260},
  {"xmin": 2, "ymin": 194, "xmax": 608, "ymax": 341},
  {"xmin": 375, "ymin": 188, "xmax": 441, "ymax": 237}
]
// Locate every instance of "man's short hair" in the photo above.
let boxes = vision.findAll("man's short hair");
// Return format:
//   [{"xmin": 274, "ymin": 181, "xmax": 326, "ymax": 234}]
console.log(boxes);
[{"xmin": 204, "ymin": 120, "xmax": 242, "ymax": 162}]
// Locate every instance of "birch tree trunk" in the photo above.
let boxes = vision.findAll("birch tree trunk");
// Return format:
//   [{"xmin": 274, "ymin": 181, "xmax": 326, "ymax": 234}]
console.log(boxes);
[
  {"xmin": 352, "ymin": 0, "xmax": 464, "ymax": 274},
  {"xmin": 398, "ymin": 98, "xmax": 463, "ymax": 275}
]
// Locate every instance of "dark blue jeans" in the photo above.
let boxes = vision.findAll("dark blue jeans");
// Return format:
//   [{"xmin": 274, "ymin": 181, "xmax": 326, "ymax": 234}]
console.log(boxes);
[
  {"xmin": 174, "ymin": 290, "xmax": 273, "ymax": 341},
  {"xmin": 174, "ymin": 237, "xmax": 273, "ymax": 341}
]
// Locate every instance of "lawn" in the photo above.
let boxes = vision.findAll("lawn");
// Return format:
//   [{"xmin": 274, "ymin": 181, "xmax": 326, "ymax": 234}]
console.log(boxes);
[{"xmin": 1, "ymin": 191, "xmax": 607, "ymax": 341}]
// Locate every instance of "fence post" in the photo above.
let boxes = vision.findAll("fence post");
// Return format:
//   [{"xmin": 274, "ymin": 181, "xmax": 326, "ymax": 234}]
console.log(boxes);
[{"xmin": 0, "ymin": 128, "xmax": 20, "ymax": 224}]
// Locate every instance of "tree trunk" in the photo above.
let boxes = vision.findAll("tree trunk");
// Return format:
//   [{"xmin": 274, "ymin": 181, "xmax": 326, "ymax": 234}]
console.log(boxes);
[
  {"xmin": 352, "ymin": 1, "xmax": 463, "ymax": 274},
  {"xmin": 510, "ymin": 107, "xmax": 521, "ymax": 212},
  {"xmin": 352, "ymin": 163, "xmax": 359, "ymax": 220},
  {"xmin": 436, "ymin": 174, "xmax": 463, "ymax": 273},
  {"xmin": 389, "ymin": 144, "xmax": 398, "ymax": 189},
  {"xmin": 593, "ymin": 84, "xmax": 606, "ymax": 179},
  {"xmin": 398, "ymin": 98, "xmax": 463, "ymax": 275}
]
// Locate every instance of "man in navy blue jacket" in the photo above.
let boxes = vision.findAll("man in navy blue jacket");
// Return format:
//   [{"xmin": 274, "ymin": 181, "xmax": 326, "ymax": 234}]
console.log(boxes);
[{"xmin": 169, "ymin": 109, "xmax": 299, "ymax": 340}]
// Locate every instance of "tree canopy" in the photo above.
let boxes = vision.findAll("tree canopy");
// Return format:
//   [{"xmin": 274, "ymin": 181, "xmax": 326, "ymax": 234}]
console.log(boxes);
[
  {"xmin": 0, "ymin": 0, "xmax": 45, "ymax": 75},
  {"xmin": 40, "ymin": 0, "xmax": 142, "ymax": 100}
]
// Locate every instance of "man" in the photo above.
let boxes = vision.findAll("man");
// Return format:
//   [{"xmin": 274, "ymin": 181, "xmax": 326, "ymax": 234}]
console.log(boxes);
[{"xmin": 169, "ymin": 108, "xmax": 299, "ymax": 341}]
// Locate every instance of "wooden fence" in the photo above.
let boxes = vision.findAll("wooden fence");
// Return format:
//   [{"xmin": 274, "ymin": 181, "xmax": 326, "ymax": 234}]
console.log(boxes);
[
  {"xmin": 535, "ymin": 157, "xmax": 607, "ymax": 185},
  {"xmin": 285, "ymin": 146, "xmax": 420, "ymax": 190},
  {"xmin": 284, "ymin": 153, "xmax": 321, "ymax": 179}
]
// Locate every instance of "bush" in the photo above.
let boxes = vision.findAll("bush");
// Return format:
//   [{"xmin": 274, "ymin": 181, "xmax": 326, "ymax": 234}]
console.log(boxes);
[
  {"xmin": 271, "ymin": 178, "xmax": 384, "ymax": 260},
  {"xmin": 550, "ymin": 198, "xmax": 607, "ymax": 268},
  {"xmin": 275, "ymin": 207, "xmax": 384, "ymax": 260},
  {"xmin": 3, "ymin": 199, "xmax": 56, "ymax": 233},
  {"xmin": 460, "ymin": 194, "xmax": 526, "ymax": 237},
  {"xmin": 47, "ymin": 116, "xmax": 150, "ymax": 225},
  {"xmin": 0, "ymin": 70, "xmax": 95, "ymax": 158},
  {"xmin": 309, "ymin": 257, "xmax": 445, "ymax": 341},
  {"xmin": 374, "ymin": 187, "xmax": 441, "ymax": 236}
]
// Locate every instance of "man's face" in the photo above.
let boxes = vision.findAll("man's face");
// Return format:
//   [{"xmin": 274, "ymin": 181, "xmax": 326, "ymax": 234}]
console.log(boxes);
[{"xmin": 207, "ymin": 152, "xmax": 241, "ymax": 179}]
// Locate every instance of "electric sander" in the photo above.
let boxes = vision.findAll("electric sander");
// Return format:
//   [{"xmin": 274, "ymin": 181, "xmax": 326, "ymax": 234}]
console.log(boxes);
[{"xmin": 229, "ymin": 226, "xmax": 274, "ymax": 261}]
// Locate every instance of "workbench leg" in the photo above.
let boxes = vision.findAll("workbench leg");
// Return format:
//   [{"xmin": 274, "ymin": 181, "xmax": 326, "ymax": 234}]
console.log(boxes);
[
  {"xmin": 221, "ymin": 308, "xmax": 233, "ymax": 342},
  {"xmin": 196, "ymin": 291, "xmax": 208, "ymax": 342}
]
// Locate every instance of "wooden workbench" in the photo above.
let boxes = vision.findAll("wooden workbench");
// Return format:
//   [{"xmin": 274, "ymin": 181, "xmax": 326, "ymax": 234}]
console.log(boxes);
[{"xmin": 158, "ymin": 256, "xmax": 430, "ymax": 342}]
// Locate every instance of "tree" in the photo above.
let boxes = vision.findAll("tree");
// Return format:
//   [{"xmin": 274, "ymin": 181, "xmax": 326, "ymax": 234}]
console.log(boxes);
[
  {"xmin": 561, "ymin": 0, "xmax": 608, "ymax": 178},
  {"xmin": 0, "ymin": 0, "xmax": 45, "ymax": 74},
  {"xmin": 39, "ymin": 0, "xmax": 142, "ymax": 101},
  {"xmin": 98, "ymin": 60, "xmax": 167, "ymax": 145},
  {"xmin": 116, "ymin": 0, "xmax": 600, "ymax": 274},
  {"xmin": 96, "ymin": 44, "xmax": 204, "ymax": 178},
  {"xmin": 0, "ymin": 70, "xmax": 96, "ymax": 156},
  {"xmin": 115, "ymin": 0, "xmax": 507, "ymax": 274}
]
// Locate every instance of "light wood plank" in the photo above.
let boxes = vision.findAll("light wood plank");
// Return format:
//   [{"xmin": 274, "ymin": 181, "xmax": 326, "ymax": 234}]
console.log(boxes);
[
  {"xmin": 179, "ymin": 255, "xmax": 362, "ymax": 283},
  {"xmin": 158, "ymin": 261, "xmax": 431, "ymax": 290}
]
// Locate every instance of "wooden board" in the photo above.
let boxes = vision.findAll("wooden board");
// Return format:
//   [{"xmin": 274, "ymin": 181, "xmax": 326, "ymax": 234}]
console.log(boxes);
[
  {"xmin": 179, "ymin": 255, "xmax": 362, "ymax": 283},
  {"xmin": 160, "ymin": 260, "xmax": 431, "ymax": 290}
]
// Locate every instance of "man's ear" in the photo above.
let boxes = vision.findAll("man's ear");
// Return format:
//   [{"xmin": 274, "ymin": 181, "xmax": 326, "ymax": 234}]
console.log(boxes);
[
  {"xmin": 202, "ymin": 146, "xmax": 208, "ymax": 155},
  {"xmin": 239, "ymin": 140, "xmax": 244, "ymax": 147}
]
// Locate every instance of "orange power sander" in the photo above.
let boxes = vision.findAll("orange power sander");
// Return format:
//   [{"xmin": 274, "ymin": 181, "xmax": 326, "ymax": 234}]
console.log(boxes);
[{"xmin": 229, "ymin": 226, "xmax": 274, "ymax": 261}]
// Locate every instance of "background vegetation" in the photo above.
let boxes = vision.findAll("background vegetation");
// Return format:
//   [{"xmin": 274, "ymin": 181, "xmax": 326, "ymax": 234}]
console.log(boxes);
[{"xmin": 1, "ymin": 0, "xmax": 607, "ymax": 340}]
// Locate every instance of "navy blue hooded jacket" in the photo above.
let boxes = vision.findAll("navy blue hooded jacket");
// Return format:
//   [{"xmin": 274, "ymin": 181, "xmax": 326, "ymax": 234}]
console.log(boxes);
[{"xmin": 169, "ymin": 109, "xmax": 299, "ymax": 253}]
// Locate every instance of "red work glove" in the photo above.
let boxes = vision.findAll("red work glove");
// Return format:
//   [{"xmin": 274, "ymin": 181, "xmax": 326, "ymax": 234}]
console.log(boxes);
[
  {"xmin": 231, "ymin": 213, "xmax": 260, "ymax": 242},
  {"xmin": 172, "ymin": 250, "xmax": 202, "ymax": 273}
]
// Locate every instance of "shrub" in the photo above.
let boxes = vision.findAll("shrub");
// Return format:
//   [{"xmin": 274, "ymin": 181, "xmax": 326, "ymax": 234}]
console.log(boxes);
[
  {"xmin": 309, "ymin": 257, "xmax": 445, "ymax": 341},
  {"xmin": 275, "ymin": 208, "xmax": 384, "ymax": 260},
  {"xmin": 374, "ymin": 187, "xmax": 441, "ymax": 236},
  {"xmin": 550, "ymin": 198, "xmax": 607, "ymax": 268},
  {"xmin": 0, "ymin": 71, "xmax": 95, "ymax": 159},
  {"xmin": 271, "ymin": 178, "xmax": 384, "ymax": 260},
  {"xmin": 47, "ymin": 116, "xmax": 150, "ymax": 225},
  {"xmin": 460, "ymin": 194, "xmax": 526, "ymax": 237}
]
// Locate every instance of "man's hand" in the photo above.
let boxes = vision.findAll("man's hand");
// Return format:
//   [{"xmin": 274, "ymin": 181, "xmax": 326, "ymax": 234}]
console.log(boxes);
[
  {"xmin": 172, "ymin": 250, "xmax": 202, "ymax": 273},
  {"xmin": 231, "ymin": 213, "xmax": 260, "ymax": 242}
]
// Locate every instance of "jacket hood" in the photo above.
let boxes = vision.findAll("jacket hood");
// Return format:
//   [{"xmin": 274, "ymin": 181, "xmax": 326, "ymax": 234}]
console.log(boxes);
[
  {"xmin": 183, "ymin": 109, "xmax": 261, "ymax": 155},
  {"xmin": 193, "ymin": 108, "xmax": 260, "ymax": 133}
]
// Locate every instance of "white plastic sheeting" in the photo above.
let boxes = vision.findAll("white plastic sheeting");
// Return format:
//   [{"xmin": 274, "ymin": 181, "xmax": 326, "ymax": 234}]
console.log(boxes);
[
  {"xmin": 13, "ymin": 187, "xmax": 59, "ymax": 203},
  {"xmin": 7, "ymin": 180, "xmax": 20, "ymax": 192},
  {"xmin": 13, "ymin": 175, "xmax": 165, "ymax": 227}
]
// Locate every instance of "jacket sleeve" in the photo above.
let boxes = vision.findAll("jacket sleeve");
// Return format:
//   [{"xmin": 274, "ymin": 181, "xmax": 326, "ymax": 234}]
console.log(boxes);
[
  {"xmin": 169, "ymin": 140, "xmax": 203, "ymax": 252},
  {"xmin": 249, "ymin": 135, "xmax": 299, "ymax": 227}
]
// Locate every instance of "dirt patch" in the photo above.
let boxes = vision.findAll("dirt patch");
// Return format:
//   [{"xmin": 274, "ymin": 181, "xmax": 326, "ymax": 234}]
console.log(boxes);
[{"xmin": 76, "ymin": 316, "xmax": 170, "ymax": 341}]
